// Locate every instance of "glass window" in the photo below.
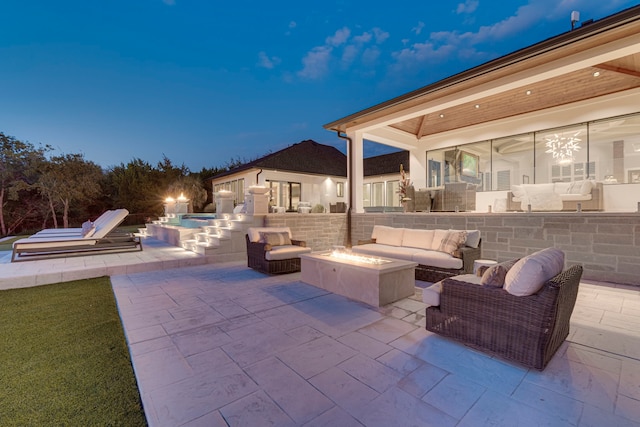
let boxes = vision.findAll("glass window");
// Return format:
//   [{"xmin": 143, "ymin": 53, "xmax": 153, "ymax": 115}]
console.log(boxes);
[
  {"xmin": 267, "ymin": 180, "xmax": 300, "ymax": 211},
  {"xmin": 372, "ymin": 182, "xmax": 384, "ymax": 206},
  {"xmin": 427, "ymin": 150, "xmax": 444, "ymax": 188},
  {"xmin": 237, "ymin": 179, "xmax": 244, "ymax": 204},
  {"xmin": 473, "ymin": 141, "xmax": 491, "ymax": 192},
  {"xmin": 428, "ymin": 144, "xmax": 487, "ymax": 190},
  {"xmin": 362, "ymin": 183, "xmax": 371, "ymax": 207},
  {"xmin": 492, "ymin": 133, "xmax": 534, "ymax": 189},
  {"xmin": 386, "ymin": 180, "xmax": 399, "ymax": 206},
  {"xmin": 337, "ymin": 182, "xmax": 344, "ymax": 197},
  {"xmin": 589, "ymin": 115, "xmax": 640, "ymax": 184}
]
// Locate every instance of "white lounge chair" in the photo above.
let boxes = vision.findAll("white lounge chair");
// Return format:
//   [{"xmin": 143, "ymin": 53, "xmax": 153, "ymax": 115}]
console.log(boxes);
[
  {"xmin": 32, "ymin": 210, "xmax": 117, "ymax": 237},
  {"xmin": 11, "ymin": 209, "xmax": 142, "ymax": 262}
]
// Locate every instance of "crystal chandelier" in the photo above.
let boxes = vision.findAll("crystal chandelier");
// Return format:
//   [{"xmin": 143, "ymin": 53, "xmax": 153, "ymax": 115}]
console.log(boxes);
[{"xmin": 545, "ymin": 131, "xmax": 581, "ymax": 165}]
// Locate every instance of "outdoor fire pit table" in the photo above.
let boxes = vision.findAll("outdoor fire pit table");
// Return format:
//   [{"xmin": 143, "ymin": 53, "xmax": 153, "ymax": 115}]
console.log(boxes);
[{"xmin": 300, "ymin": 251, "xmax": 417, "ymax": 307}]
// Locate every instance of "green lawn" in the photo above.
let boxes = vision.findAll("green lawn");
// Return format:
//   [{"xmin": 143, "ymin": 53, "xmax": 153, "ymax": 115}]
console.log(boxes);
[
  {"xmin": 0, "ymin": 277, "xmax": 147, "ymax": 426},
  {"xmin": 0, "ymin": 236, "xmax": 25, "ymax": 252}
]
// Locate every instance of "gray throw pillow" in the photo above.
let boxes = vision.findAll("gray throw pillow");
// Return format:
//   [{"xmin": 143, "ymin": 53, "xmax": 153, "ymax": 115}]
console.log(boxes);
[
  {"xmin": 260, "ymin": 231, "xmax": 292, "ymax": 247},
  {"xmin": 481, "ymin": 258, "xmax": 520, "ymax": 288}
]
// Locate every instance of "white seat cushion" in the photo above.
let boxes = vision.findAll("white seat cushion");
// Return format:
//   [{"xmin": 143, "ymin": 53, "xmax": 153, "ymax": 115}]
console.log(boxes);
[
  {"xmin": 560, "ymin": 194, "xmax": 592, "ymax": 202},
  {"xmin": 264, "ymin": 245, "xmax": 312, "ymax": 261},
  {"xmin": 412, "ymin": 250, "xmax": 463, "ymax": 270},
  {"xmin": 422, "ymin": 274, "xmax": 481, "ymax": 306},
  {"xmin": 351, "ymin": 244, "xmax": 416, "ymax": 261}
]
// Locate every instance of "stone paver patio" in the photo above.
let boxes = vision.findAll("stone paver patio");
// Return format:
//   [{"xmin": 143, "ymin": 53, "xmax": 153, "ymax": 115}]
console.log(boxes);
[
  {"xmin": 111, "ymin": 262, "xmax": 640, "ymax": 427},
  {"xmin": 2, "ymin": 236, "xmax": 638, "ymax": 426}
]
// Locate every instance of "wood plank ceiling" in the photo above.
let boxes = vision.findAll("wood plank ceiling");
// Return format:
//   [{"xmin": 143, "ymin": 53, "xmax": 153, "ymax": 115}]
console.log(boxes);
[{"xmin": 389, "ymin": 53, "xmax": 640, "ymax": 139}]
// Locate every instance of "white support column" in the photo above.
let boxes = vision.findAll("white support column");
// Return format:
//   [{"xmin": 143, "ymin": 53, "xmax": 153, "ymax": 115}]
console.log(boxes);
[
  {"xmin": 349, "ymin": 131, "xmax": 365, "ymax": 213},
  {"xmin": 409, "ymin": 149, "xmax": 427, "ymax": 189}
]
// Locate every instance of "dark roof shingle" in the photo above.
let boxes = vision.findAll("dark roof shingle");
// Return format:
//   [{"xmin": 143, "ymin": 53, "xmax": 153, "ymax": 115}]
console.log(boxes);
[
  {"xmin": 211, "ymin": 139, "xmax": 347, "ymax": 180},
  {"xmin": 210, "ymin": 140, "xmax": 410, "ymax": 180},
  {"xmin": 364, "ymin": 151, "xmax": 409, "ymax": 176}
]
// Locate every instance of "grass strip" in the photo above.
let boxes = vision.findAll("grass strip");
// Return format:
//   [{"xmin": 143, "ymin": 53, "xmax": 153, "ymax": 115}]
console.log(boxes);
[{"xmin": 0, "ymin": 277, "xmax": 147, "ymax": 426}]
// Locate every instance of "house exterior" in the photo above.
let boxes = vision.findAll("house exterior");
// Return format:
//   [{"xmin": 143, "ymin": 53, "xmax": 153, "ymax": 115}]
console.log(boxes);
[
  {"xmin": 361, "ymin": 150, "xmax": 409, "ymax": 208},
  {"xmin": 209, "ymin": 139, "xmax": 413, "ymax": 212},
  {"xmin": 324, "ymin": 5, "xmax": 640, "ymax": 213},
  {"xmin": 209, "ymin": 139, "xmax": 348, "ymax": 212}
]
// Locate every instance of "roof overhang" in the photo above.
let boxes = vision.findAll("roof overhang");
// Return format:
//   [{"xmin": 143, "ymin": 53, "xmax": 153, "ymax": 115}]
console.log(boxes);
[{"xmin": 324, "ymin": 6, "xmax": 640, "ymax": 148}]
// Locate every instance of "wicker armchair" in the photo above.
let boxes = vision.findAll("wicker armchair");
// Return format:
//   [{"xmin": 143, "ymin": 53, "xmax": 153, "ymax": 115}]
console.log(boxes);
[
  {"xmin": 246, "ymin": 227, "xmax": 312, "ymax": 274},
  {"xmin": 433, "ymin": 182, "xmax": 477, "ymax": 212},
  {"xmin": 425, "ymin": 264, "xmax": 583, "ymax": 370}
]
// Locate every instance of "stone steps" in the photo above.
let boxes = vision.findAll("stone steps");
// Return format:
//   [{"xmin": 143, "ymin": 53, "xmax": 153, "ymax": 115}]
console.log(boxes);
[{"xmin": 141, "ymin": 213, "xmax": 265, "ymax": 262}]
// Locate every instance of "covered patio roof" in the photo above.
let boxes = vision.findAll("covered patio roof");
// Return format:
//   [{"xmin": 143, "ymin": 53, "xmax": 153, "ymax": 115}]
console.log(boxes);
[{"xmin": 324, "ymin": 5, "xmax": 640, "ymax": 149}]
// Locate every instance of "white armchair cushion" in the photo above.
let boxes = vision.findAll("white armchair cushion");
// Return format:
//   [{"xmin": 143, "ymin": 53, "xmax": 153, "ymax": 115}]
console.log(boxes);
[
  {"xmin": 265, "ymin": 245, "xmax": 312, "ymax": 260},
  {"xmin": 422, "ymin": 274, "xmax": 482, "ymax": 306},
  {"xmin": 401, "ymin": 229, "xmax": 435, "ymax": 250},
  {"xmin": 371, "ymin": 225, "xmax": 404, "ymax": 246},
  {"xmin": 554, "ymin": 182, "xmax": 571, "ymax": 194}
]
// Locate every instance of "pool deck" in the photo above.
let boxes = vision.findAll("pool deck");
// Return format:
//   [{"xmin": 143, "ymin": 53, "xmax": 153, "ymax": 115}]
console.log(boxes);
[
  {"xmin": 2, "ymin": 239, "xmax": 640, "ymax": 426},
  {"xmin": 0, "ymin": 237, "xmax": 214, "ymax": 290}
]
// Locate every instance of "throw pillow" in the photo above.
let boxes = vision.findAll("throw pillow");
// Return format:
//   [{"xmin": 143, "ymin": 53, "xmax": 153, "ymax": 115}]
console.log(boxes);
[
  {"xmin": 580, "ymin": 179, "xmax": 594, "ymax": 195},
  {"xmin": 431, "ymin": 229, "xmax": 449, "ymax": 251},
  {"xmin": 260, "ymin": 231, "xmax": 292, "ymax": 247},
  {"xmin": 567, "ymin": 181, "xmax": 583, "ymax": 194},
  {"xmin": 481, "ymin": 258, "xmax": 520, "ymax": 288},
  {"xmin": 464, "ymin": 230, "xmax": 481, "ymax": 248},
  {"xmin": 504, "ymin": 248, "xmax": 565, "ymax": 296},
  {"xmin": 81, "ymin": 220, "xmax": 96, "ymax": 238},
  {"xmin": 530, "ymin": 247, "xmax": 565, "ymax": 280},
  {"xmin": 504, "ymin": 256, "xmax": 547, "ymax": 296},
  {"xmin": 438, "ymin": 230, "xmax": 467, "ymax": 256}
]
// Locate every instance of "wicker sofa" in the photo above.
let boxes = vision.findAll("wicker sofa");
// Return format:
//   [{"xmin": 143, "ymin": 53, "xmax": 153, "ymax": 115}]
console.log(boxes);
[
  {"xmin": 424, "ymin": 249, "xmax": 582, "ymax": 370},
  {"xmin": 245, "ymin": 227, "xmax": 312, "ymax": 274},
  {"xmin": 352, "ymin": 225, "xmax": 482, "ymax": 282}
]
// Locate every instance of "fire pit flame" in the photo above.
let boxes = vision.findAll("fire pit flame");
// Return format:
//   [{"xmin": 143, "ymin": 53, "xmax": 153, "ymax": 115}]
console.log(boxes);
[{"xmin": 327, "ymin": 249, "xmax": 390, "ymax": 265}]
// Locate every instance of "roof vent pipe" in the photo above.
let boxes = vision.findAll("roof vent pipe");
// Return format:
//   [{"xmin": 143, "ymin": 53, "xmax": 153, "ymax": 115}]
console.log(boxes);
[{"xmin": 571, "ymin": 11, "xmax": 580, "ymax": 30}]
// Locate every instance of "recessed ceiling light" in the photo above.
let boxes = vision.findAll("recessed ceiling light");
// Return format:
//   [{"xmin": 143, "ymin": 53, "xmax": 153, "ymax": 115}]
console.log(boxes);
[
  {"xmin": 593, "ymin": 71, "xmax": 600, "ymax": 77},
  {"xmin": 439, "ymin": 113, "xmax": 444, "ymax": 118},
  {"xmin": 526, "ymin": 90, "xmax": 532, "ymax": 95},
  {"xmin": 474, "ymin": 104, "xmax": 480, "ymax": 109}
]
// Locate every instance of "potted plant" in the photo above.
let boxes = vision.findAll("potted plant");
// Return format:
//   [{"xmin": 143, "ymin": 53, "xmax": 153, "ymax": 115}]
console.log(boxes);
[{"xmin": 397, "ymin": 164, "xmax": 413, "ymax": 212}]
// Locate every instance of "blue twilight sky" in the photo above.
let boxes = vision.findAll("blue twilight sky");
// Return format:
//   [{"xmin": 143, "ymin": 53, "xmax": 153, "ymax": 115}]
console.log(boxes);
[{"xmin": 1, "ymin": 1, "xmax": 637, "ymax": 171}]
